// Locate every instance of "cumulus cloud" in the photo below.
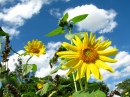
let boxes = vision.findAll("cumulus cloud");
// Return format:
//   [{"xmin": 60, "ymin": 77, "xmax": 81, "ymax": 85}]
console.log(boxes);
[
  {"xmin": 0, "ymin": 0, "xmax": 14, "ymax": 5},
  {"xmin": 0, "ymin": 0, "xmax": 53, "ymax": 37},
  {"xmin": 49, "ymin": 8, "xmax": 61, "ymax": 18},
  {"xmin": 64, "ymin": 4, "xmax": 117, "ymax": 33},
  {"xmin": 62, "ymin": 0, "xmax": 70, "ymax": 2}
]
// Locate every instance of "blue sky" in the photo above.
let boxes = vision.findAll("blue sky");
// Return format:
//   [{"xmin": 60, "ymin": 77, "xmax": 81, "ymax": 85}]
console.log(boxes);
[{"xmin": 0, "ymin": 0, "xmax": 130, "ymax": 94}]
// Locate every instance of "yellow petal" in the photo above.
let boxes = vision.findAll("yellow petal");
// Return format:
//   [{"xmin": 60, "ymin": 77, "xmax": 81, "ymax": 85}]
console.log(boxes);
[
  {"xmin": 83, "ymin": 33, "xmax": 88, "ymax": 49},
  {"xmin": 97, "ymin": 48, "xmax": 118, "ymax": 56},
  {"xmin": 80, "ymin": 63, "xmax": 87, "ymax": 79},
  {"xmin": 86, "ymin": 65, "xmax": 91, "ymax": 81},
  {"xmin": 57, "ymin": 51, "xmax": 78, "ymax": 56},
  {"xmin": 62, "ymin": 42, "xmax": 78, "ymax": 51},
  {"xmin": 99, "ymin": 55, "xmax": 117, "ymax": 63},
  {"xmin": 76, "ymin": 67, "xmax": 81, "ymax": 80},
  {"xmin": 95, "ymin": 60, "xmax": 114, "ymax": 72},
  {"xmin": 71, "ymin": 60, "xmax": 83, "ymax": 70},
  {"xmin": 72, "ymin": 35, "xmax": 82, "ymax": 48},
  {"xmin": 88, "ymin": 63, "xmax": 100, "ymax": 80},
  {"xmin": 62, "ymin": 58, "xmax": 79, "ymax": 69},
  {"xmin": 59, "ymin": 55, "xmax": 78, "ymax": 59},
  {"xmin": 66, "ymin": 60, "xmax": 83, "ymax": 76}
]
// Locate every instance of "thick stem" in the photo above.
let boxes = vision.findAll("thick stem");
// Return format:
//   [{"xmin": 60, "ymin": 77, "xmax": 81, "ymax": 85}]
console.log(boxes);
[{"xmin": 72, "ymin": 72, "xmax": 77, "ymax": 92}]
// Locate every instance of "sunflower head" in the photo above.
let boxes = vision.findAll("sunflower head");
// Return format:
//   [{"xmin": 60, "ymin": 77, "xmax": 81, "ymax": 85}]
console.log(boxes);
[
  {"xmin": 57, "ymin": 32, "xmax": 118, "ymax": 81},
  {"xmin": 24, "ymin": 39, "xmax": 46, "ymax": 57},
  {"xmin": 37, "ymin": 80, "xmax": 44, "ymax": 89}
]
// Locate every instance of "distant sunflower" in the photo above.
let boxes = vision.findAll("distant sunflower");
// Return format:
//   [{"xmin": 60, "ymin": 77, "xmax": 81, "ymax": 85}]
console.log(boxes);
[
  {"xmin": 24, "ymin": 39, "xmax": 46, "ymax": 57},
  {"xmin": 57, "ymin": 32, "xmax": 118, "ymax": 81},
  {"xmin": 37, "ymin": 80, "xmax": 44, "ymax": 89}
]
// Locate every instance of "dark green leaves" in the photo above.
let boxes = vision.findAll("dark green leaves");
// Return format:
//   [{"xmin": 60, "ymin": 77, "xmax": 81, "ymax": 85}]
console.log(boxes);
[
  {"xmin": 71, "ymin": 14, "xmax": 88, "ymax": 24},
  {"xmin": 0, "ymin": 27, "xmax": 9, "ymax": 36},
  {"xmin": 22, "ymin": 64, "xmax": 37, "ymax": 76},
  {"xmin": 46, "ymin": 13, "xmax": 88, "ymax": 37},
  {"xmin": 46, "ymin": 27, "xmax": 65, "ymax": 36}
]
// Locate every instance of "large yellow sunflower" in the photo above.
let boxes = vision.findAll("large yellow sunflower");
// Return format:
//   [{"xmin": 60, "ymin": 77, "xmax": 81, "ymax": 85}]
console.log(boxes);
[
  {"xmin": 24, "ymin": 39, "xmax": 46, "ymax": 57},
  {"xmin": 57, "ymin": 32, "xmax": 118, "ymax": 81}
]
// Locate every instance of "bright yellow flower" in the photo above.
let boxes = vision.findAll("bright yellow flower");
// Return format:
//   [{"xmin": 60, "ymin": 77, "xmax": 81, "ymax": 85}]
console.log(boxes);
[
  {"xmin": 37, "ymin": 80, "xmax": 44, "ymax": 89},
  {"xmin": 24, "ymin": 39, "xmax": 46, "ymax": 57},
  {"xmin": 125, "ymin": 92, "xmax": 129, "ymax": 95},
  {"xmin": 57, "ymin": 32, "xmax": 118, "ymax": 81}
]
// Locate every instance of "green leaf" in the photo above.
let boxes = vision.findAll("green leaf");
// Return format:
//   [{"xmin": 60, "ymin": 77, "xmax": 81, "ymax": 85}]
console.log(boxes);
[
  {"xmin": 46, "ymin": 27, "xmax": 65, "ymax": 36},
  {"xmin": 0, "ymin": 27, "xmax": 9, "ymax": 36},
  {"xmin": 72, "ymin": 90, "xmax": 106, "ymax": 97},
  {"xmin": 22, "ymin": 64, "xmax": 33, "ymax": 76},
  {"xmin": 21, "ymin": 92, "xmax": 39, "ymax": 97},
  {"xmin": 32, "ymin": 64, "xmax": 37, "ymax": 71},
  {"xmin": 65, "ymin": 32, "xmax": 86, "ymax": 40},
  {"xmin": 70, "ymin": 14, "xmax": 88, "ymax": 24},
  {"xmin": 40, "ymin": 83, "xmax": 49, "ymax": 96},
  {"xmin": 50, "ymin": 65, "xmax": 62, "ymax": 74},
  {"xmin": 62, "ymin": 13, "xmax": 69, "ymax": 21}
]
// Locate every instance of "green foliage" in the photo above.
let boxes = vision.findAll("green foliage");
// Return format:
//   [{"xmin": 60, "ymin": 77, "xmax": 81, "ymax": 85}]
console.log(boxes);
[
  {"xmin": 38, "ymin": 83, "xmax": 49, "ymax": 96},
  {"xmin": 0, "ymin": 27, "xmax": 9, "ymax": 36},
  {"xmin": 72, "ymin": 89, "xmax": 106, "ymax": 97},
  {"xmin": 116, "ymin": 78, "xmax": 130, "ymax": 97},
  {"xmin": 22, "ymin": 64, "xmax": 37, "ymax": 76},
  {"xmin": 46, "ymin": 27, "xmax": 65, "ymax": 36},
  {"xmin": 46, "ymin": 13, "xmax": 88, "ymax": 37},
  {"xmin": 70, "ymin": 14, "xmax": 88, "ymax": 24},
  {"xmin": 65, "ymin": 32, "xmax": 86, "ymax": 40}
]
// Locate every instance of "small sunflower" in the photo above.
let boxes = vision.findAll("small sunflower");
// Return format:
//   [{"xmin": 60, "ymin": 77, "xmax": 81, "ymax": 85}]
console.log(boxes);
[
  {"xmin": 57, "ymin": 32, "xmax": 118, "ymax": 81},
  {"xmin": 37, "ymin": 80, "xmax": 44, "ymax": 89},
  {"xmin": 24, "ymin": 39, "xmax": 46, "ymax": 57},
  {"xmin": 125, "ymin": 92, "xmax": 129, "ymax": 96}
]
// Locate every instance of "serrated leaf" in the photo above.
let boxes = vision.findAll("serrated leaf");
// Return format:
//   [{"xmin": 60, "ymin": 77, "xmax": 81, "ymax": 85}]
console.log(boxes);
[
  {"xmin": 0, "ymin": 27, "xmax": 9, "ymax": 36},
  {"xmin": 22, "ymin": 64, "xmax": 33, "ymax": 76},
  {"xmin": 40, "ymin": 83, "xmax": 49, "ymax": 96},
  {"xmin": 32, "ymin": 64, "xmax": 37, "ymax": 71},
  {"xmin": 62, "ymin": 13, "xmax": 69, "ymax": 21},
  {"xmin": 46, "ymin": 27, "xmax": 65, "ymax": 36},
  {"xmin": 70, "ymin": 14, "xmax": 88, "ymax": 24}
]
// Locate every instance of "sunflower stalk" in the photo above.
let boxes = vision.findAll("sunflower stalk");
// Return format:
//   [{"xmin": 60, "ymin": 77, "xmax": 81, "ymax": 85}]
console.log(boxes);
[
  {"xmin": 69, "ymin": 27, "xmax": 78, "ymax": 92},
  {"xmin": 79, "ymin": 79, "xmax": 83, "ymax": 90},
  {"xmin": 26, "ymin": 56, "xmax": 33, "ymax": 64}
]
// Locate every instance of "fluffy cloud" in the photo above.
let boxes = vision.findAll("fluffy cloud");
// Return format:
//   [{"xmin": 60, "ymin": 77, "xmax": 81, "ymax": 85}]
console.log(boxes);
[
  {"xmin": 0, "ymin": 0, "xmax": 53, "ymax": 37},
  {"xmin": 62, "ymin": 0, "xmax": 70, "ymax": 2},
  {"xmin": 49, "ymin": 8, "xmax": 61, "ymax": 18},
  {"xmin": 64, "ymin": 4, "xmax": 117, "ymax": 33},
  {"xmin": 0, "ymin": 0, "xmax": 14, "ymax": 5}
]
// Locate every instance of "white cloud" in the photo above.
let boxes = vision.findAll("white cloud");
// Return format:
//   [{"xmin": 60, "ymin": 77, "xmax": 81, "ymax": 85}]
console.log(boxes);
[
  {"xmin": 0, "ymin": 0, "xmax": 53, "ymax": 37},
  {"xmin": 62, "ymin": 0, "xmax": 70, "ymax": 2},
  {"xmin": 64, "ymin": 4, "xmax": 117, "ymax": 33},
  {"xmin": 49, "ymin": 8, "xmax": 61, "ymax": 18},
  {"xmin": 0, "ymin": 0, "xmax": 14, "ymax": 5}
]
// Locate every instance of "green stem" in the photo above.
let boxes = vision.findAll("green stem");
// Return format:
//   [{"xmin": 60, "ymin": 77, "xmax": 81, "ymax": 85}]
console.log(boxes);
[
  {"xmin": 72, "ymin": 72, "xmax": 77, "ymax": 92},
  {"xmin": 85, "ymin": 75, "xmax": 88, "ymax": 90},
  {"xmin": 79, "ymin": 79, "xmax": 83, "ymax": 90},
  {"xmin": 26, "ymin": 56, "xmax": 33, "ymax": 64}
]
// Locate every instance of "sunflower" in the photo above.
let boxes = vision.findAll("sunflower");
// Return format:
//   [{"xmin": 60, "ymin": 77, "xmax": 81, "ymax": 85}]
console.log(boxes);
[
  {"xmin": 57, "ymin": 32, "xmax": 118, "ymax": 81},
  {"xmin": 24, "ymin": 39, "xmax": 46, "ymax": 57},
  {"xmin": 37, "ymin": 80, "xmax": 44, "ymax": 89}
]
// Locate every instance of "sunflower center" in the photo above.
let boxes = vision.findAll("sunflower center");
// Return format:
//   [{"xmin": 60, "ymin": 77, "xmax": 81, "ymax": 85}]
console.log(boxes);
[
  {"xmin": 32, "ymin": 47, "xmax": 40, "ymax": 53},
  {"xmin": 80, "ymin": 47, "xmax": 98, "ymax": 63}
]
